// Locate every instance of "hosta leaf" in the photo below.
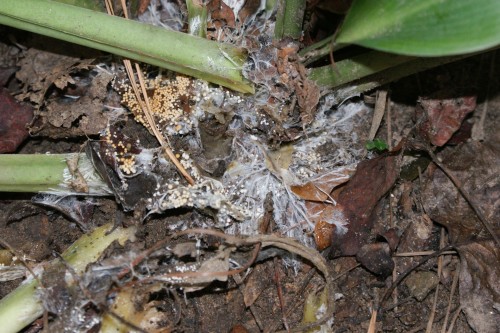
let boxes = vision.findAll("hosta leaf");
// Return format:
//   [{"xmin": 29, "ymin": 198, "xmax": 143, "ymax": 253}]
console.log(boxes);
[{"xmin": 336, "ymin": 0, "xmax": 500, "ymax": 56}]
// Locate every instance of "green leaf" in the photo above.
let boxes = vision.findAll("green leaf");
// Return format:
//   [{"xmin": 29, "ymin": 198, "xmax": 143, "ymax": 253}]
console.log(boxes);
[
  {"xmin": 336, "ymin": 0, "xmax": 500, "ymax": 56},
  {"xmin": 366, "ymin": 139, "xmax": 389, "ymax": 152}
]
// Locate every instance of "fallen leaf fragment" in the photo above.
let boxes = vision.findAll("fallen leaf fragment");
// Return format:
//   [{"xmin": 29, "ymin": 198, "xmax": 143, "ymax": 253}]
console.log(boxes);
[
  {"xmin": 0, "ymin": 88, "xmax": 33, "ymax": 153},
  {"xmin": 421, "ymin": 138, "xmax": 500, "ymax": 332},
  {"xmin": 356, "ymin": 242, "xmax": 394, "ymax": 277},
  {"xmin": 456, "ymin": 241, "xmax": 500, "ymax": 333},
  {"xmin": 314, "ymin": 220, "xmax": 336, "ymax": 250},
  {"xmin": 291, "ymin": 167, "xmax": 354, "ymax": 202},
  {"xmin": 416, "ymin": 91, "xmax": 476, "ymax": 146},
  {"xmin": 330, "ymin": 154, "xmax": 400, "ymax": 256}
]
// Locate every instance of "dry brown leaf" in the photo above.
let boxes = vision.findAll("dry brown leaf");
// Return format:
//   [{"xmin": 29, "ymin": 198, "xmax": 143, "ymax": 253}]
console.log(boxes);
[
  {"xmin": 242, "ymin": 265, "xmax": 272, "ymax": 307},
  {"xmin": 30, "ymin": 71, "xmax": 112, "ymax": 138},
  {"xmin": 16, "ymin": 48, "xmax": 94, "ymax": 106},
  {"xmin": 291, "ymin": 167, "xmax": 354, "ymax": 202}
]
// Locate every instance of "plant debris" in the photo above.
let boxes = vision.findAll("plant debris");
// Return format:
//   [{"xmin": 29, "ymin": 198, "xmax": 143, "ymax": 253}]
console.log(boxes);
[
  {"xmin": 1, "ymin": 4, "xmax": 500, "ymax": 333},
  {"xmin": 0, "ymin": 88, "xmax": 33, "ymax": 153}
]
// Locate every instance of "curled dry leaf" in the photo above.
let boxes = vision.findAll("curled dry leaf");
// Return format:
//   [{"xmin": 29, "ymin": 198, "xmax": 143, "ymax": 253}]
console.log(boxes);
[
  {"xmin": 416, "ymin": 91, "xmax": 477, "ymax": 146},
  {"xmin": 0, "ymin": 88, "xmax": 33, "ymax": 153}
]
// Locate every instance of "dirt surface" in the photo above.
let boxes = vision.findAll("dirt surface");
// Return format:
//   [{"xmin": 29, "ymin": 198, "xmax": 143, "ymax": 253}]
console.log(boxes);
[{"xmin": 1, "ymin": 3, "xmax": 499, "ymax": 333}]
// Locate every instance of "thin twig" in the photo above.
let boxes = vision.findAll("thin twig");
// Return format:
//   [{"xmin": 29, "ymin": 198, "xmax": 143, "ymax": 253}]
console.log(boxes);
[
  {"xmin": 135, "ymin": 65, "xmax": 195, "ymax": 184},
  {"xmin": 367, "ymin": 309, "xmax": 377, "ymax": 333},
  {"xmin": 440, "ymin": 261, "xmax": 460, "ymax": 333},
  {"xmin": 425, "ymin": 228, "xmax": 445, "ymax": 332},
  {"xmin": 446, "ymin": 306, "xmax": 462, "ymax": 333},
  {"xmin": 379, "ymin": 245, "xmax": 455, "ymax": 312},
  {"xmin": 272, "ymin": 257, "xmax": 290, "ymax": 333},
  {"xmin": 394, "ymin": 250, "xmax": 457, "ymax": 257},
  {"xmin": 471, "ymin": 51, "xmax": 495, "ymax": 141}
]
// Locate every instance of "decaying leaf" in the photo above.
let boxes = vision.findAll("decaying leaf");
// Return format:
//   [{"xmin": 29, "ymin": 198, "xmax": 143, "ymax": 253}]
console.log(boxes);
[
  {"xmin": 242, "ymin": 265, "xmax": 272, "ymax": 307},
  {"xmin": 456, "ymin": 241, "xmax": 500, "ymax": 333},
  {"xmin": 0, "ymin": 66, "xmax": 16, "ymax": 86},
  {"xmin": 421, "ymin": 140, "xmax": 499, "ymax": 244},
  {"xmin": 30, "ymin": 71, "xmax": 113, "ymax": 138},
  {"xmin": 421, "ymin": 138, "xmax": 500, "ymax": 332},
  {"xmin": 416, "ymin": 91, "xmax": 477, "ymax": 146},
  {"xmin": 0, "ymin": 88, "xmax": 34, "ymax": 153},
  {"xmin": 16, "ymin": 47, "xmax": 94, "ymax": 107},
  {"xmin": 329, "ymin": 153, "xmax": 400, "ymax": 256}
]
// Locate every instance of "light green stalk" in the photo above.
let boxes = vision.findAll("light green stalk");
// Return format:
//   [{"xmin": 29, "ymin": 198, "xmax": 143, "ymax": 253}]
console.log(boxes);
[
  {"xmin": 0, "ymin": 0, "xmax": 253, "ymax": 93},
  {"xmin": 311, "ymin": 52, "xmax": 478, "ymax": 103},
  {"xmin": 274, "ymin": 0, "xmax": 306, "ymax": 40},
  {"xmin": 0, "ymin": 153, "xmax": 111, "ymax": 195},
  {"xmin": 308, "ymin": 51, "xmax": 415, "ymax": 88},
  {"xmin": 0, "ymin": 223, "xmax": 136, "ymax": 333},
  {"xmin": 186, "ymin": 0, "xmax": 208, "ymax": 38}
]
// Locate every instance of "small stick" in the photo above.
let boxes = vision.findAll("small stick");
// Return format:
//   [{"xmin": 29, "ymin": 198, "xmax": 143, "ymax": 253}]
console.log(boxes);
[
  {"xmin": 446, "ymin": 306, "xmax": 462, "ymax": 333},
  {"xmin": 108, "ymin": 0, "xmax": 194, "ymax": 185},
  {"xmin": 425, "ymin": 228, "xmax": 445, "ymax": 332},
  {"xmin": 271, "ymin": 257, "xmax": 290, "ymax": 333},
  {"xmin": 394, "ymin": 250, "xmax": 457, "ymax": 257},
  {"xmin": 441, "ymin": 261, "xmax": 460, "ymax": 333}
]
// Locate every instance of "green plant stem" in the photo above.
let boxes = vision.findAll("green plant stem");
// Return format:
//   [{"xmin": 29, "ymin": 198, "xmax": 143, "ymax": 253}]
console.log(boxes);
[
  {"xmin": 274, "ymin": 0, "xmax": 306, "ymax": 40},
  {"xmin": 0, "ymin": 153, "xmax": 111, "ymax": 195},
  {"xmin": 298, "ymin": 35, "xmax": 346, "ymax": 65},
  {"xmin": 0, "ymin": 0, "xmax": 253, "ymax": 93},
  {"xmin": 311, "ymin": 51, "xmax": 479, "ymax": 104},
  {"xmin": 309, "ymin": 51, "xmax": 415, "ymax": 88},
  {"xmin": 186, "ymin": 0, "xmax": 208, "ymax": 38},
  {"xmin": 0, "ymin": 223, "xmax": 136, "ymax": 333}
]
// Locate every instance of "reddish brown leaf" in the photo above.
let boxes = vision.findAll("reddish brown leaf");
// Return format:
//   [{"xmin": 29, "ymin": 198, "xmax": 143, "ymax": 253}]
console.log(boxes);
[
  {"xmin": 207, "ymin": 0, "xmax": 236, "ymax": 29},
  {"xmin": 416, "ymin": 92, "xmax": 476, "ymax": 146},
  {"xmin": 0, "ymin": 88, "xmax": 33, "ymax": 153}
]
